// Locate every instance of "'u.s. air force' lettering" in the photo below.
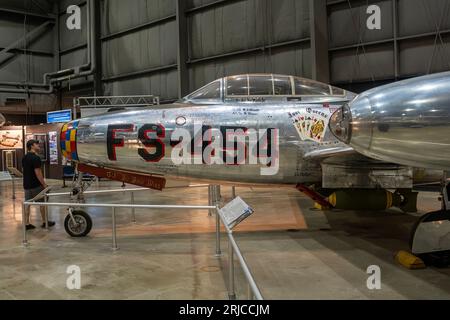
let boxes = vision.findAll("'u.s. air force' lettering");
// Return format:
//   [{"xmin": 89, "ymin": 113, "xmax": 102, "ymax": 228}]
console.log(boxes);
[{"xmin": 106, "ymin": 123, "xmax": 280, "ymax": 176}]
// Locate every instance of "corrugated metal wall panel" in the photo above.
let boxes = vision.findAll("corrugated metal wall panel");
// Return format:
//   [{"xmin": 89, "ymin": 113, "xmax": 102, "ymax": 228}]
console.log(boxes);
[
  {"xmin": 328, "ymin": 0, "xmax": 393, "ymax": 48},
  {"xmin": 103, "ymin": 69, "xmax": 178, "ymax": 98},
  {"xmin": 0, "ymin": 1, "xmax": 56, "ymax": 108},
  {"xmin": 330, "ymin": 44, "xmax": 394, "ymax": 83},
  {"xmin": 0, "ymin": 55, "xmax": 54, "ymax": 83},
  {"xmin": 186, "ymin": 0, "xmax": 312, "ymax": 94},
  {"xmin": 102, "ymin": 0, "xmax": 175, "ymax": 35},
  {"xmin": 398, "ymin": 0, "xmax": 450, "ymax": 37},
  {"xmin": 270, "ymin": 0, "xmax": 310, "ymax": 43},
  {"xmin": 189, "ymin": 1, "xmax": 266, "ymax": 59},
  {"xmin": 188, "ymin": 54, "xmax": 267, "ymax": 91},
  {"xmin": 187, "ymin": 44, "xmax": 311, "ymax": 91},
  {"xmin": 59, "ymin": 4, "xmax": 87, "ymax": 51},
  {"xmin": 102, "ymin": 21, "xmax": 177, "ymax": 77},
  {"xmin": 400, "ymin": 36, "xmax": 450, "ymax": 76},
  {"xmin": 0, "ymin": 0, "xmax": 53, "ymax": 13},
  {"xmin": 327, "ymin": 0, "xmax": 450, "ymax": 86},
  {"xmin": 0, "ymin": 16, "xmax": 54, "ymax": 51},
  {"xmin": 186, "ymin": 0, "xmax": 220, "ymax": 9},
  {"xmin": 189, "ymin": 0, "xmax": 310, "ymax": 60},
  {"xmin": 61, "ymin": 49, "xmax": 88, "ymax": 69},
  {"xmin": 58, "ymin": 1, "xmax": 92, "ymax": 94},
  {"xmin": 271, "ymin": 45, "xmax": 312, "ymax": 76},
  {"xmin": 94, "ymin": 0, "xmax": 313, "ymax": 101},
  {"xmin": 59, "ymin": 0, "xmax": 87, "ymax": 11}
]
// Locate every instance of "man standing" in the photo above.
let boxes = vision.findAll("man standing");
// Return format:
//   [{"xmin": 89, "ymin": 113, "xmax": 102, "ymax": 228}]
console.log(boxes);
[{"xmin": 22, "ymin": 139, "xmax": 55, "ymax": 230}]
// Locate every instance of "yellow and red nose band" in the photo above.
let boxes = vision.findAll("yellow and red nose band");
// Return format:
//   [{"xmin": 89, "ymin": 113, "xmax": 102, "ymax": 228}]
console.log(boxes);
[{"xmin": 60, "ymin": 121, "xmax": 79, "ymax": 161}]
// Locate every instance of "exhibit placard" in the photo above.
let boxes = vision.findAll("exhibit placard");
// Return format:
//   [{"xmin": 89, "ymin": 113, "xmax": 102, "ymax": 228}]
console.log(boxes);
[
  {"xmin": 219, "ymin": 196, "xmax": 254, "ymax": 229},
  {"xmin": 0, "ymin": 171, "xmax": 12, "ymax": 181},
  {"xmin": 0, "ymin": 130, "xmax": 23, "ymax": 149}
]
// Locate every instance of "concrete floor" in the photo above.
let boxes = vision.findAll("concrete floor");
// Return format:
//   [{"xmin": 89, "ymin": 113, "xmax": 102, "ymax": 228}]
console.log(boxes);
[{"xmin": 0, "ymin": 179, "xmax": 449, "ymax": 300}]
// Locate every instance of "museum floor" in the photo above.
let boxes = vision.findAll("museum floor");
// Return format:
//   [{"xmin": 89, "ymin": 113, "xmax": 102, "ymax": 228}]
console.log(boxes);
[{"xmin": 0, "ymin": 179, "xmax": 449, "ymax": 300}]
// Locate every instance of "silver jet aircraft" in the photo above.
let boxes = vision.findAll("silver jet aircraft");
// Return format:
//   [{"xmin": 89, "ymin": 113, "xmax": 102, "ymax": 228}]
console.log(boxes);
[
  {"xmin": 61, "ymin": 74, "xmax": 427, "ymax": 213},
  {"xmin": 59, "ymin": 73, "xmax": 450, "ymax": 258}
]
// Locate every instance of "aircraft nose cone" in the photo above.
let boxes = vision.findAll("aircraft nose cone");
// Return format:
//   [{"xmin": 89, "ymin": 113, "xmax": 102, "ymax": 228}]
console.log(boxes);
[
  {"xmin": 346, "ymin": 95, "xmax": 375, "ymax": 150},
  {"xmin": 331, "ymin": 72, "xmax": 450, "ymax": 170},
  {"xmin": 60, "ymin": 120, "xmax": 80, "ymax": 161},
  {"xmin": 330, "ymin": 95, "xmax": 374, "ymax": 149},
  {"xmin": 329, "ymin": 103, "xmax": 353, "ymax": 144}
]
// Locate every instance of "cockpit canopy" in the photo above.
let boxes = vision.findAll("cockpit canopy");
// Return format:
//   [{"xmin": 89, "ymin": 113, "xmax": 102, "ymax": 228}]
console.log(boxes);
[{"xmin": 183, "ymin": 74, "xmax": 349, "ymax": 104}]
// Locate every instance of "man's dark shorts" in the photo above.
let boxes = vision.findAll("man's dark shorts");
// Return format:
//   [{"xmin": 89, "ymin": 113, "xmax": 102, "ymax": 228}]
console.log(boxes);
[{"xmin": 24, "ymin": 186, "xmax": 45, "ymax": 202}]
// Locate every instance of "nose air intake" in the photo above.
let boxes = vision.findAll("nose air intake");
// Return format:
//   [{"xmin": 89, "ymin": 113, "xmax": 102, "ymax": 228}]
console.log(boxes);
[{"xmin": 60, "ymin": 121, "xmax": 79, "ymax": 161}]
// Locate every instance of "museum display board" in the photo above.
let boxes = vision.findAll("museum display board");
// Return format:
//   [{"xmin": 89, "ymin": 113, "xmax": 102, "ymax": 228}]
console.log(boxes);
[{"xmin": 0, "ymin": 126, "xmax": 24, "ymax": 172}]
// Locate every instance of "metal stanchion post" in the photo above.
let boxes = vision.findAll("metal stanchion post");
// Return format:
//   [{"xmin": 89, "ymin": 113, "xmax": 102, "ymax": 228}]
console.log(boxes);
[
  {"xmin": 228, "ymin": 236, "xmax": 236, "ymax": 300},
  {"xmin": 44, "ymin": 195, "xmax": 49, "ymax": 230},
  {"xmin": 12, "ymin": 177, "xmax": 16, "ymax": 200},
  {"xmin": 22, "ymin": 203, "xmax": 29, "ymax": 247},
  {"xmin": 215, "ymin": 207, "xmax": 221, "ymax": 257},
  {"xmin": 112, "ymin": 207, "xmax": 119, "ymax": 251},
  {"xmin": 131, "ymin": 192, "xmax": 136, "ymax": 223},
  {"xmin": 217, "ymin": 185, "xmax": 221, "ymax": 203},
  {"xmin": 213, "ymin": 185, "xmax": 222, "ymax": 256},
  {"xmin": 208, "ymin": 185, "xmax": 213, "ymax": 217}
]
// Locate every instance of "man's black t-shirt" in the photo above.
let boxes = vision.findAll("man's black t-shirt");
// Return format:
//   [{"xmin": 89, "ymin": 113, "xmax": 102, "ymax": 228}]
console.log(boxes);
[{"xmin": 22, "ymin": 152, "xmax": 42, "ymax": 190}]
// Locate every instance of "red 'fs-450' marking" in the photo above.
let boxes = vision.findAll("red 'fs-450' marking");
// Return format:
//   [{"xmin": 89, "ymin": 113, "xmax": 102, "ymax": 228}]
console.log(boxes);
[{"xmin": 106, "ymin": 124, "xmax": 275, "ymax": 164}]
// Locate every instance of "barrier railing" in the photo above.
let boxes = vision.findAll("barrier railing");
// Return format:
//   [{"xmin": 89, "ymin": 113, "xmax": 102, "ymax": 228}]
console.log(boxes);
[{"xmin": 22, "ymin": 186, "xmax": 263, "ymax": 300}]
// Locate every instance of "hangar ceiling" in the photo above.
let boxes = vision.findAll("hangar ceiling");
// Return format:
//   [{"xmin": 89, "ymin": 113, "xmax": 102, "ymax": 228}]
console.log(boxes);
[{"xmin": 0, "ymin": 0, "xmax": 449, "ymax": 116}]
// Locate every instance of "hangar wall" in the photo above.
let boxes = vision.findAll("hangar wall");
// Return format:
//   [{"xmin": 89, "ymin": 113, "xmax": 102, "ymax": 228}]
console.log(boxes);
[
  {"xmin": 58, "ymin": 0, "xmax": 314, "ymax": 103},
  {"xmin": 0, "ymin": 0, "xmax": 57, "ymax": 118},
  {"xmin": 185, "ymin": 0, "xmax": 312, "ymax": 93},
  {"xmin": 99, "ymin": 0, "xmax": 313, "ymax": 102},
  {"xmin": 327, "ymin": 0, "xmax": 450, "ymax": 91},
  {"xmin": 0, "ymin": 0, "xmax": 449, "ymax": 114},
  {"xmin": 57, "ymin": 0, "xmax": 449, "ymax": 102}
]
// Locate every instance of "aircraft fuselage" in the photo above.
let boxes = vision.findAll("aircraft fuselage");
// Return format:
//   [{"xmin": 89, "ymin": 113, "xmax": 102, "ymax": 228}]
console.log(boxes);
[{"xmin": 63, "ymin": 101, "xmax": 349, "ymax": 185}]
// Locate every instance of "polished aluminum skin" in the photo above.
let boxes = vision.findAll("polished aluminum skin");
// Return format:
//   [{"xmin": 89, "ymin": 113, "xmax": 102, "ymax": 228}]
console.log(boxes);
[
  {"xmin": 330, "ymin": 72, "xmax": 450, "ymax": 170},
  {"xmin": 72, "ymin": 74, "xmax": 355, "ymax": 185}
]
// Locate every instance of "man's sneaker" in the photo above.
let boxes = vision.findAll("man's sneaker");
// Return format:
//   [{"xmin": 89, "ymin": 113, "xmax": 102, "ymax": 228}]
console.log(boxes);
[
  {"xmin": 26, "ymin": 224, "xmax": 36, "ymax": 230},
  {"xmin": 41, "ymin": 221, "xmax": 56, "ymax": 228}
]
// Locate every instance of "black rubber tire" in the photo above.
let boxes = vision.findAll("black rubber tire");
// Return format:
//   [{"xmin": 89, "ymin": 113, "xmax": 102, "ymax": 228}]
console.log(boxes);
[
  {"xmin": 410, "ymin": 210, "xmax": 450, "ymax": 250},
  {"xmin": 64, "ymin": 210, "xmax": 93, "ymax": 237}
]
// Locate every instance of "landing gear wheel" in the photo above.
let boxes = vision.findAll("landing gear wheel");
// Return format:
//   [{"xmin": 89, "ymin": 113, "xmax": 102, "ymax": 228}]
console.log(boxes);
[
  {"xmin": 64, "ymin": 210, "xmax": 93, "ymax": 237},
  {"xmin": 410, "ymin": 210, "xmax": 450, "ymax": 268}
]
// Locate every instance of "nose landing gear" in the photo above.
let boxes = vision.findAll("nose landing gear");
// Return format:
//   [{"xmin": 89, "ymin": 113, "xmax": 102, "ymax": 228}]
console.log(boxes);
[
  {"xmin": 63, "ymin": 168, "xmax": 94, "ymax": 237},
  {"xmin": 64, "ymin": 208, "xmax": 93, "ymax": 237}
]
